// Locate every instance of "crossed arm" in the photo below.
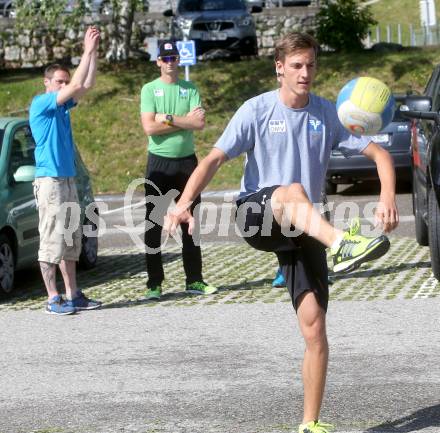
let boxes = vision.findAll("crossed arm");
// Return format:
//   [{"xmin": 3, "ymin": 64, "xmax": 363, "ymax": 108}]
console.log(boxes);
[{"xmin": 141, "ymin": 106, "xmax": 206, "ymax": 136}]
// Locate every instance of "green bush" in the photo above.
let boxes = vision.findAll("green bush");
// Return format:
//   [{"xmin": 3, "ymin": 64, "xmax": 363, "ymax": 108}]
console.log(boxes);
[{"xmin": 316, "ymin": 0, "xmax": 377, "ymax": 52}]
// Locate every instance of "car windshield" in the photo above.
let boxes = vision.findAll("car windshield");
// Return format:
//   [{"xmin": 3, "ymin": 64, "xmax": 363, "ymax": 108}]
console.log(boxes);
[{"xmin": 178, "ymin": 0, "xmax": 246, "ymax": 12}]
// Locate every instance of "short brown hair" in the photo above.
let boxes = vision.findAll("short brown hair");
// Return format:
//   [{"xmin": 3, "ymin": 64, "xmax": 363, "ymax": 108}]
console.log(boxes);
[
  {"xmin": 274, "ymin": 32, "xmax": 320, "ymax": 63},
  {"xmin": 44, "ymin": 64, "xmax": 70, "ymax": 79}
]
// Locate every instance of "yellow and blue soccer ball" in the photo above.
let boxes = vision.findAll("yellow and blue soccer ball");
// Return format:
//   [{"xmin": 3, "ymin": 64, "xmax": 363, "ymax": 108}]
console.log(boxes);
[{"xmin": 336, "ymin": 77, "xmax": 395, "ymax": 136}]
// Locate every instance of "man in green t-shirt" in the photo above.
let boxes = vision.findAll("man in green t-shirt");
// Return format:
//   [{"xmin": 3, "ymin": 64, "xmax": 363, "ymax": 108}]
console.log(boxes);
[{"xmin": 140, "ymin": 40, "xmax": 217, "ymax": 300}]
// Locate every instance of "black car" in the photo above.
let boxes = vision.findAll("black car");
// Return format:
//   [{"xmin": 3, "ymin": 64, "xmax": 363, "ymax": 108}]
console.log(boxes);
[
  {"xmin": 400, "ymin": 69, "xmax": 440, "ymax": 280},
  {"xmin": 164, "ymin": 0, "xmax": 262, "ymax": 57},
  {"xmin": 325, "ymin": 97, "xmax": 412, "ymax": 194}
]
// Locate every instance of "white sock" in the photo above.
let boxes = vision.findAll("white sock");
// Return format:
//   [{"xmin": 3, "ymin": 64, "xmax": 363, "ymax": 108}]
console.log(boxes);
[{"xmin": 331, "ymin": 234, "xmax": 344, "ymax": 251}]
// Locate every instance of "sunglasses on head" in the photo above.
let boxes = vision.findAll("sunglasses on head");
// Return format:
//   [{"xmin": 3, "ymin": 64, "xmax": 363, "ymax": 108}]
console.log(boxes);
[{"xmin": 161, "ymin": 55, "xmax": 179, "ymax": 63}]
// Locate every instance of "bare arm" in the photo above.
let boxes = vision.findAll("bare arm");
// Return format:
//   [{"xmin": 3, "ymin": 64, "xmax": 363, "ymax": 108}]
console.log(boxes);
[
  {"xmin": 362, "ymin": 141, "xmax": 399, "ymax": 232},
  {"xmin": 164, "ymin": 148, "xmax": 228, "ymax": 234},
  {"xmin": 179, "ymin": 147, "xmax": 227, "ymax": 206},
  {"xmin": 57, "ymin": 27, "xmax": 100, "ymax": 105},
  {"xmin": 74, "ymin": 43, "xmax": 99, "ymax": 101}
]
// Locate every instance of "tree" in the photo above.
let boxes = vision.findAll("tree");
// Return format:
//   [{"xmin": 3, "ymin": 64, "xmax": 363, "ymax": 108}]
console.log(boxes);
[
  {"xmin": 12, "ymin": 0, "xmax": 147, "ymax": 62},
  {"xmin": 315, "ymin": 0, "xmax": 377, "ymax": 52},
  {"xmin": 105, "ymin": 0, "xmax": 139, "ymax": 62},
  {"xmin": 13, "ymin": 0, "xmax": 87, "ymax": 33}
]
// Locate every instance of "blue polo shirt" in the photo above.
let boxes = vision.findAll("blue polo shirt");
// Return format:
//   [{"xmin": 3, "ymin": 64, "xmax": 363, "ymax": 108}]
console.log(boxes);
[{"xmin": 29, "ymin": 92, "xmax": 76, "ymax": 177}]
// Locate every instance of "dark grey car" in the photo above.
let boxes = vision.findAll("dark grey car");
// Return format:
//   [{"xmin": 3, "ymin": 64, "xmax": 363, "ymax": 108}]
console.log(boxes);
[
  {"xmin": 0, "ymin": 0, "xmax": 12, "ymax": 16},
  {"xmin": 164, "ymin": 0, "xmax": 261, "ymax": 57},
  {"xmin": 325, "ymin": 99, "xmax": 412, "ymax": 194},
  {"xmin": 400, "ymin": 72, "xmax": 440, "ymax": 280}
]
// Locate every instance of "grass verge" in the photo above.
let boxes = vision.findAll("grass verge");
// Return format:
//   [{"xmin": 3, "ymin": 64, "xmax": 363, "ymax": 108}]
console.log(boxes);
[{"xmin": 1, "ymin": 46, "xmax": 440, "ymax": 193}]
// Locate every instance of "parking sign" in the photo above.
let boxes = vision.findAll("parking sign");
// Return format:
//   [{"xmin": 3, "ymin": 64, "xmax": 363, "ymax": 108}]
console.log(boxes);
[{"xmin": 177, "ymin": 40, "xmax": 197, "ymax": 66}]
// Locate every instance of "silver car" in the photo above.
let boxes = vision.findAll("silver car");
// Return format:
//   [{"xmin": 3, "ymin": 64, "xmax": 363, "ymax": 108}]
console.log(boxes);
[{"xmin": 164, "ymin": 0, "xmax": 262, "ymax": 57}]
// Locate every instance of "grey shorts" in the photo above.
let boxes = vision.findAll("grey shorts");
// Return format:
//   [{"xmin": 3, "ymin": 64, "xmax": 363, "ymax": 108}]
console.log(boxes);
[{"xmin": 33, "ymin": 177, "xmax": 82, "ymax": 264}]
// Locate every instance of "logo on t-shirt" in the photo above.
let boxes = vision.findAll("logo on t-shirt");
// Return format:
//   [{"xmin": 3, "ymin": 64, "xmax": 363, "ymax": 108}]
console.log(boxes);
[
  {"xmin": 269, "ymin": 120, "xmax": 286, "ymax": 133},
  {"xmin": 308, "ymin": 119, "xmax": 323, "ymax": 132},
  {"xmin": 179, "ymin": 88, "xmax": 188, "ymax": 98},
  {"xmin": 154, "ymin": 89, "xmax": 164, "ymax": 97}
]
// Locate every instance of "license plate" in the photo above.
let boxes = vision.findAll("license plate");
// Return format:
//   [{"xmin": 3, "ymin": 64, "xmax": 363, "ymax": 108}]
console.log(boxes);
[
  {"xmin": 202, "ymin": 31, "xmax": 228, "ymax": 41},
  {"xmin": 371, "ymin": 134, "xmax": 389, "ymax": 144}
]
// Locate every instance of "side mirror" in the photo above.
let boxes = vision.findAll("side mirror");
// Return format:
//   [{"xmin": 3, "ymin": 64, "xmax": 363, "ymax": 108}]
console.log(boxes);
[
  {"xmin": 251, "ymin": 5, "xmax": 263, "ymax": 12},
  {"xmin": 398, "ymin": 96, "xmax": 439, "ymax": 122},
  {"xmin": 163, "ymin": 9, "xmax": 174, "ymax": 16},
  {"xmin": 404, "ymin": 95, "xmax": 432, "ymax": 112},
  {"xmin": 13, "ymin": 165, "xmax": 36, "ymax": 183},
  {"xmin": 399, "ymin": 106, "xmax": 439, "ymax": 122}
]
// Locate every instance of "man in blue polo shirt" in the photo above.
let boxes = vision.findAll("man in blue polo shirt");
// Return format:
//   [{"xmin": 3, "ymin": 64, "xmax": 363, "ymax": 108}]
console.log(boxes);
[{"xmin": 30, "ymin": 26, "xmax": 102, "ymax": 315}]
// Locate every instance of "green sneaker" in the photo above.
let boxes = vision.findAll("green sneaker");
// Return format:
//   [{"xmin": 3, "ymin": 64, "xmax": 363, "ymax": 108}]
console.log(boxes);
[
  {"xmin": 298, "ymin": 420, "xmax": 333, "ymax": 433},
  {"xmin": 186, "ymin": 281, "xmax": 218, "ymax": 295},
  {"xmin": 331, "ymin": 218, "xmax": 390, "ymax": 273},
  {"xmin": 145, "ymin": 286, "xmax": 162, "ymax": 300}
]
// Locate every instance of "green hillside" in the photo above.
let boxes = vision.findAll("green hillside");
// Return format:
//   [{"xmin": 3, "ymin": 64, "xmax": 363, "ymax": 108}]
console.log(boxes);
[
  {"xmin": 367, "ymin": 0, "xmax": 440, "ymax": 45},
  {"xmin": 2, "ymin": 46, "xmax": 440, "ymax": 193}
]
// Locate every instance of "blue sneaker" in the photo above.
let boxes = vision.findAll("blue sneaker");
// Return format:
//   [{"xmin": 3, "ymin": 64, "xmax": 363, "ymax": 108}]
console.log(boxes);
[
  {"xmin": 67, "ymin": 292, "xmax": 102, "ymax": 310},
  {"xmin": 45, "ymin": 295, "xmax": 76, "ymax": 315},
  {"xmin": 272, "ymin": 268, "xmax": 286, "ymax": 287}
]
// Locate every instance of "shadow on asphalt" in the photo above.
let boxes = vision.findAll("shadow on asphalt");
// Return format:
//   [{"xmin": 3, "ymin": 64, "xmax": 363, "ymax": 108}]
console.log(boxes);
[
  {"xmin": 367, "ymin": 403, "xmax": 440, "ymax": 432},
  {"xmin": 99, "ymin": 277, "xmax": 275, "ymax": 310},
  {"xmin": 330, "ymin": 261, "xmax": 432, "ymax": 281},
  {"xmin": 217, "ymin": 278, "xmax": 273, "ymax": 291},
  {"xmin": 1, "ymin": 252, "xmax": 182, "ymax": 303}
]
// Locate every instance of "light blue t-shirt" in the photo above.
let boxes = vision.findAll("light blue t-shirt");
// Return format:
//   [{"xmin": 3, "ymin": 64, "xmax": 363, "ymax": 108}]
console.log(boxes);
[
  {"xmin": 29, "ymin": 92, "xmax": 76, "ymax": 178},
  {"xmin": 215, "ymin": 90, "xmax": 371, "ymax": 203}
]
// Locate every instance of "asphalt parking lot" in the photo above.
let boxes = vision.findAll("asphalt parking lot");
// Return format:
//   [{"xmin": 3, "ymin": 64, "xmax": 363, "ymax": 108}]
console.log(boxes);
[{"xmin": 1, "ymin": 185, "xmax": 439, "ymax": 433}]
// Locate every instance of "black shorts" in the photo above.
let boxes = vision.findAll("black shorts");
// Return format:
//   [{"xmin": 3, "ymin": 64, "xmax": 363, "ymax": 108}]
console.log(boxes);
[{"xmin": 235, "ymin": 186, "xmax": 329, "ymax": 312}]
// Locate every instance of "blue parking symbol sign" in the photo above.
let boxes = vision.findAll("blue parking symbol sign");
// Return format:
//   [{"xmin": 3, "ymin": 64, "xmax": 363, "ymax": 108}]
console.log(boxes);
[{"xmin": 177, "ymin": 40, "xmax": 196, "ymax": 66}]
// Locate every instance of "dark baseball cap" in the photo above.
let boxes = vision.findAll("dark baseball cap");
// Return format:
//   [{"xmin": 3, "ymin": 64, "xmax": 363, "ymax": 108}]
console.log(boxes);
[{"xmin": 158, "ymin": 41, "xmax": 179, "ymax": 57}]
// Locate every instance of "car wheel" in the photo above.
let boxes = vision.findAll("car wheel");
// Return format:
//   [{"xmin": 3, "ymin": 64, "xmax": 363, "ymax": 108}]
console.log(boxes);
[
  {"xmin": 0, "ymin": 234, "xmax": 15, "ymax": 295},
  {"xmin": 428, "ymin": 188, "xmax": 440, "ymax": 280},
  {"xmin": 413, "ymin": 172, "xmax": 428, "ymax": 246},
  {"xmin": 79, "ymin": 217, "xmax": 98, "ymax": 270},
  {"xmin": 325, "ymin": 180, "xmax": 337, "ymax": 195}
]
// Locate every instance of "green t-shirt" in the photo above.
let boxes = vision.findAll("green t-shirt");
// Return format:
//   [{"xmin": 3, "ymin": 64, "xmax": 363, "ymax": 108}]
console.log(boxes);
[{"xmin": 140, "ymin": 78, "xmax": 202, "ymax": 158}]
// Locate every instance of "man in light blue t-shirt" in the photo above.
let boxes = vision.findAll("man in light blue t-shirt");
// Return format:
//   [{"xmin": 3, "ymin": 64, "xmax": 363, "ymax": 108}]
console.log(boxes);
[
  {"xmin": 166, "ymin": 33, "xmax": 399, "ymax": 433},
  {"xmin": 29, "ymin": 27, "xmax": 102, "ymax": 316}
]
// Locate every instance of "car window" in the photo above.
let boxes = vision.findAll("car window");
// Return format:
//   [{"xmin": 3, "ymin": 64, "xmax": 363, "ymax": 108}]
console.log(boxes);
[
  {"xmin": 178, "ymin": 0, "xmax": 246, "ymax": 12},
  {"xmin": 9, "ymin": 126, "xmax": 36, "ymax": 175},
  {"xmin": 426, "ymin": 67, "xmax": 440, "ymax": 112}
]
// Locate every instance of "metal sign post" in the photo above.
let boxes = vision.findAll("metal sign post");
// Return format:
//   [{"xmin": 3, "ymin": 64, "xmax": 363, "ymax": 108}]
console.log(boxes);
[{"xmin": 177, "ymin": 39, "xmax": 197, "ymax": 81}]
